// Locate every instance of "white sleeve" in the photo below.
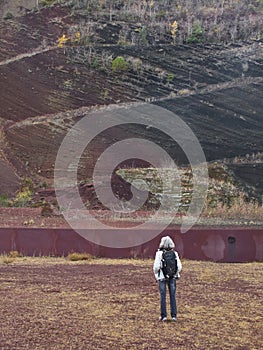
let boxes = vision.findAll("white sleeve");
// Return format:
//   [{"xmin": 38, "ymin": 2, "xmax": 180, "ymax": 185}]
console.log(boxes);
[
  {"xmin": 153, "ymin": 251, "xmax": 162, "ymax": 275},
  {"xmin": 175, "ymin": 251, "xmax": 182, "ymax": 273}
]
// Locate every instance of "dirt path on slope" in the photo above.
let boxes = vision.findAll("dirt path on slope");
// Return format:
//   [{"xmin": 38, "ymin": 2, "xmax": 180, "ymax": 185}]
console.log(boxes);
[{"xmin": 0, "ymin": 45, "xmax": 57, "ymax": 66}]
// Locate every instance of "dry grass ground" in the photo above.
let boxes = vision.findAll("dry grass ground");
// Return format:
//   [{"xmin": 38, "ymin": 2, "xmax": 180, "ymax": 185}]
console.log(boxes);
[{"xmin": 0, "ymin": 258, "xmax": 262, "ymax": 350}]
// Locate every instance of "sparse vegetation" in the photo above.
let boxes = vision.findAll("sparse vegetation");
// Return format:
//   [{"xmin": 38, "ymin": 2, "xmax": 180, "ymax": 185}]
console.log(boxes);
[
  {"xmin": 203, "ymin": 194, "xmax": 263, "ymax": 221},
  {"xmin": 9, "ymin": 177, "xmax": 34, "ymax": 207},
  {"xmin": 39, "ymin": 0, "xmax": 57, "ymax": 7},
  {"xmin": 13, "ymin": 189, "xmax": 32, "ymax": 207},
  {"xmin": 116, "ymin": 162, "xmax": 263, "ymax": 222},
  {"xmin": 40, "ymin": 201, "xmax": 54, "ymax": 217},
  {"xmin": 67, "ymin": 252, "xmax": 94, "ymax": 261},
  {"xmin": 3, "ymin": 12, "xmax": 14, "ymax": 20},
  {"xmin": 20, "ymin": 177, "xmax": 34, "ymax": 192},
  {"xmin": 0, "ymin": 195, "xmax": 11, "ymax": 207},
  {"xmin": 28, "ymin": 0, "xmax": 261, "ymax": 52},
  {"xmin": 13, "ymin": 185, "xmax": 33, "ymax": 207},
  {"xmin": 61, "ymin": 0, "xmax": 263, "ymax": 44},
  {"xmin": 8, "ymin": 250, "xmax": 22, "ymax": 258},
  {"xmin": 23, "ymin": 218, "xmax": 35, "ymax": 225},
  {"xmin": 2, "ymin": 256, "xmax": 15, "ymax": 264},
  {"xmin": 0, "ymin": 250, "xmax": 22, "ymax": 264}
]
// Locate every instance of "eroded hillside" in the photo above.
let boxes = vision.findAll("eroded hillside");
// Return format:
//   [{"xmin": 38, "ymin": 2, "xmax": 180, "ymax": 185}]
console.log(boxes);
[{"xmin": 0, "ymin": 1, "xmax": 262, "ymax": 206}]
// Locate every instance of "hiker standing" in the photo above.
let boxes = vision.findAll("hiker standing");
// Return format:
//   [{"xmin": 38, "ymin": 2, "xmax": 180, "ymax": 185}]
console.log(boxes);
[{"xmin": 153, "ymin": 236, "xmax": 182, "ymax": 322}]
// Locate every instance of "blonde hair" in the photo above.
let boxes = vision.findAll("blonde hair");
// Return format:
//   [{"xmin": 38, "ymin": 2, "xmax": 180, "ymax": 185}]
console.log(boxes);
[{"xmin": 159, "ymin": 236, "xmax": 175, "ymax": 250}]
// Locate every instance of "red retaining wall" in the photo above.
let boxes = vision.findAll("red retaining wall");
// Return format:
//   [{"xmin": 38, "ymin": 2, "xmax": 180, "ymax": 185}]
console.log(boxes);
[{"xmin": 0, "ymin": 227, "xmax": 262, "ymax": 262}]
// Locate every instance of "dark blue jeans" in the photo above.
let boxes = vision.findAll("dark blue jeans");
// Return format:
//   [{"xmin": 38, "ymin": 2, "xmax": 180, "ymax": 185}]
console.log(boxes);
[{"xmin": 159, "ymin": 278, "xmax": 177, "ymax": 318}]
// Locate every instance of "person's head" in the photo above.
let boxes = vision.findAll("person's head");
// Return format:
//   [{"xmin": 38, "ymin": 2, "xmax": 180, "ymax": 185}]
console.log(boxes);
[{"xmin": 159, "ymin": 236, "xmax": 175, "ymax": 250}]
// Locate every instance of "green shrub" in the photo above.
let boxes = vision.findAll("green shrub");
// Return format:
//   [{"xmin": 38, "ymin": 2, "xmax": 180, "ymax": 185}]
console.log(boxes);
[
  {"xmin": 0, "ymin": 195, "xmax": 11, "ymax": 207},
  {"xmin": 167, "ymin": 73, "xmax": 174, "ymax": 83},
  {"xmin": 3, "ymin": 12, "xmax": 14, "ymax": 20},
  {"xmin": 156, "ymin": 10, "xmax": 166, "ymax": 21},
  {"xmin": 112, "ymin": 56, "xmax": 129, "ymax": 73},
  {"xmin": 12, "ymin": 177, "xmax": 34, "ymax": 207},
  {"xmin": 91, "ymin": 58, "xmax": 100, "ymax": 69},
  {"xmin": 40, "ymin": 182, "xmax": 48, "ymax": 189},
  {"xmin": 21, "ymin": 177, "xmax": 34, "ymax": 192},
  {"xmin": 13, "ymin": 189, "xmax": 33, "ymax": 207},
  {"xmin": 40, "ymin": 0, "xmax": 57, "ymax": 7},
  {"xmin": 187, "ymin": 21, "xmax": 204, "ymax": 43}
]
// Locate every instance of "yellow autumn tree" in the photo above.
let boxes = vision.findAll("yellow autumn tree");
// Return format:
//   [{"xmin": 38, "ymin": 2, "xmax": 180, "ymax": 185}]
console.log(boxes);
[
  {"xmin": 73, "ymin": 32, "xmax": 81, "ymax": 43},
  {"xmin": 170, "ymin": 20, "xmax": 178, "ymax": 43},
  {"xmin": 57, "ymin": 34, "xmax": 69, "ymax": 48}
]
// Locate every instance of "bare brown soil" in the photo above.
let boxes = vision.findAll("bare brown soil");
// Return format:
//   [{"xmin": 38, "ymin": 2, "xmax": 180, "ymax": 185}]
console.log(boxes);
[{"xmin": 0, "ymin": 258, "xmax": 262, "ymax": 350}]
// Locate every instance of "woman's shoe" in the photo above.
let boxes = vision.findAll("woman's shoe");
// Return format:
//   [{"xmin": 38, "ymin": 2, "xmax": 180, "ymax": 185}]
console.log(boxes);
[{"xmin": 159, "ymin": 316, "xmax": 167, "ymax": 322}]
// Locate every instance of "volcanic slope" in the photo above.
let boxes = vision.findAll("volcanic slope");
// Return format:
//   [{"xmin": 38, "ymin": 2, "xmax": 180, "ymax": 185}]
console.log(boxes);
[{"xmin": 0, "ymin": 4, "xmax": 262, "ymax": 198}]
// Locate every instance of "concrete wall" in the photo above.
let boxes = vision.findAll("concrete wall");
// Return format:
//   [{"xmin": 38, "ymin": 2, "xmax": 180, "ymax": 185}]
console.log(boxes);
[{"xmin": 0, "ymin": 227, "xmax": 262, "ymax": 262}]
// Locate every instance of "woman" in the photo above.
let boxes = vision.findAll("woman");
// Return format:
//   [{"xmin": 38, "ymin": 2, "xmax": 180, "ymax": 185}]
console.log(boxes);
[{"xmin": 153, "ymin": 235, "xmax": 182, "ymax": 322}]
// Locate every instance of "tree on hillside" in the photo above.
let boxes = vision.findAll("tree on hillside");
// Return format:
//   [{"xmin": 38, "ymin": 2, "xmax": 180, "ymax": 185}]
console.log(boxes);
[
  {"xmin": 112, "ymin": 56, "xmax": 129, "ymax": 72},
  {"xmin": 187, "ymin": 21, "xmax": 204, "ymax": 43}
]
